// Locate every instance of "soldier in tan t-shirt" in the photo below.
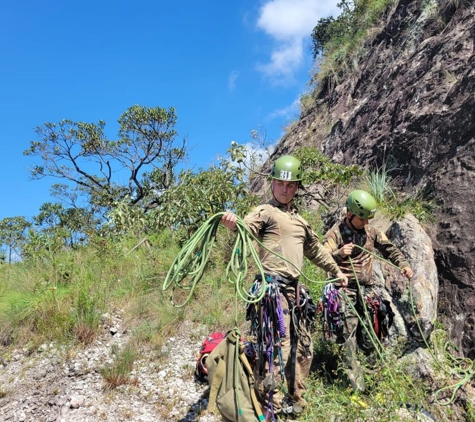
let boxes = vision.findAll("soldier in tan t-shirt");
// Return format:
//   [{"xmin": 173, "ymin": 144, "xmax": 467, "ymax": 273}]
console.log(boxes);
[
  {"xmin": 323, "ymin": 189, "xmax": 413, "ymax": 392},
  {"xmin": 222, "ymin": 155, "xmax": 347, "ymax": 420}
]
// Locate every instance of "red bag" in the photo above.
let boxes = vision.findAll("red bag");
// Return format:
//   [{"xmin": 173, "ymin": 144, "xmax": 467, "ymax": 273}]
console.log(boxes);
[{"xmin": 195, "ymin": 332, "xmax": 226, "ymax": 380}]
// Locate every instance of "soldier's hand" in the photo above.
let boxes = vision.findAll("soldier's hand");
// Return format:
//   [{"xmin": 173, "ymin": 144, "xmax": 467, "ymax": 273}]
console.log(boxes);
[
  {"xmin": 401, "ymin": 266, "xmax": 413, "ymax": 279},
  {"xmin": 221, "ymin": 212, "xmax": 237, "ymax": 231},
  {"xmin": 336, "ymin": 271, "xmax": 348, "ymax": 289},
  {"xmin": 339, "ymin": 242, "xmax": 354, "ymax": 258}
]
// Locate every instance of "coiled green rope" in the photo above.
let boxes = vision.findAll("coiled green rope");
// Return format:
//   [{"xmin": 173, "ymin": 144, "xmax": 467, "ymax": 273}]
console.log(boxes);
[
  {"xmin": 407, "ymin": 276, "xmax": 474, "ymax": 406},
  {"xmin": 163, "ymin": 211, "xmax": 341, "ymax": 307},
  {"xmin": 162, "ymin": 213, "xmax": 255, "ymax": 307}
]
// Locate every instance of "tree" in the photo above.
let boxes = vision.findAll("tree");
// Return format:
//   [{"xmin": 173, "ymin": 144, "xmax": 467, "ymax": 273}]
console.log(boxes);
[
  {"xmin": 0, "ymin": 217, "xmax": 31, "ymax": 263},
  {"xmin": 24, "ymin": 105, "xmax": 187, "ymax": 214},
  {"xmin": 311, "ymin": 16, "xmax": 337, "ymax": 58},
  {"xmin": 227, "ymin": 135, "xmax": 274, "ymax": 184},
  {"xmin": 33, "ymin": 202, "xmax": 96, "ymax": 247},
  {"xmin": 310, "ymin": 0, "xmax": 388, "ymax": 60},
  {"xmin": 155, "ymin": 161, "xmax": 259, "ymax": 242},
  {"xmin": 106, "ymin": 154, "xmax": 259, "ymax": 242}
]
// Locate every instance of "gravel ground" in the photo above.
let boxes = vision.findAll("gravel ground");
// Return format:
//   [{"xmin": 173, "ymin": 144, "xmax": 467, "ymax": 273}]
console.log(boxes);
[{"xmin": 0, "ymin": 311, "xmax": 221, "ymax": 422}]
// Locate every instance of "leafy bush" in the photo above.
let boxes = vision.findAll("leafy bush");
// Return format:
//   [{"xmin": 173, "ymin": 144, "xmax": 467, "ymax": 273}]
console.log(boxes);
[
  {"xmin": 311, "ymin": 0, "xmax": 396, "ymax": 79},
  {"xmin": 384, "ymin": 195, "xmax": 437, "ymax": 224},
  {"xmin": 107, "ymin": 156, "xmax": 259, "ymax": 245},
  {"xmin": 294, "ymin": 147, "xmax": 362, "ymax": 188}
]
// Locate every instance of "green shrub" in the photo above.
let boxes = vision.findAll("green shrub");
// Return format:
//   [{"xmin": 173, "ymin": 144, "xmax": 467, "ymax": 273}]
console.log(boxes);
[
  {"xmin": 294, "ymin": 147, "xmax": 362, "ymax": 188},
  {"xmin": 384, "ymin": 194, "xmax": 437, "ymax": 224},
  {"xmin": 311, "ymin": 0, "xmax": 396, "ymax": 81}
]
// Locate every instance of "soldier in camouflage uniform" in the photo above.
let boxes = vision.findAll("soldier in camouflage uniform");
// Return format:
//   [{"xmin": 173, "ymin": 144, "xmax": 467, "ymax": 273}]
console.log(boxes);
[
  {"xmin": 222, "ymin": 155, "xmax": 347, "ymax": 420},
  {"xmin": 322, "ymin": 190, "xmax": 413, "ymax": 391}
]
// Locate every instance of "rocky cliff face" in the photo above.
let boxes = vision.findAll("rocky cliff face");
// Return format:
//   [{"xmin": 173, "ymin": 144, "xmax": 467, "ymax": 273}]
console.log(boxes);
[{"xmin": 255, "ymin": 0, "xmax": 475, "ymax": 355}]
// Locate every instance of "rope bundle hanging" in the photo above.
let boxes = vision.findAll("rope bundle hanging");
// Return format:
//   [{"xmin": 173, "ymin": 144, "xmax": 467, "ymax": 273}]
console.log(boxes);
[
  {"xmin": 163, "ymin": 211, "xmax": 341, "ymax": 308},
  {"xmin": 162, "ymin": 212, "xmax": 266, "ymax": 307}
]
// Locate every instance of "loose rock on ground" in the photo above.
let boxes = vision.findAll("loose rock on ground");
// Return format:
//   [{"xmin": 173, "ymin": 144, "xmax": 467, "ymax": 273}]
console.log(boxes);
[{"xmin": 0, "ymin": 311, "xmax": 220, "ymax": 422}]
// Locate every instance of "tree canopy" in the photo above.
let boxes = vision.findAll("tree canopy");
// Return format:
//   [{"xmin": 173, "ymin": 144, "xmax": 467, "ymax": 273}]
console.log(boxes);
[
  {"xmin": 0, "ymin": 216, "xmax": 30, "ymax": 263},
  {"xmin": 24, "ymin": 105, "xmax": 187, "ymax": 212}
]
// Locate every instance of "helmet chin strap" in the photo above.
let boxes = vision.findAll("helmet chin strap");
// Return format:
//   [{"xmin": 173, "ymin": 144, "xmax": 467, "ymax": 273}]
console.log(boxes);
[{"xmin": 347, "ymin": 214, "xmax": 365, "ymax": 232}]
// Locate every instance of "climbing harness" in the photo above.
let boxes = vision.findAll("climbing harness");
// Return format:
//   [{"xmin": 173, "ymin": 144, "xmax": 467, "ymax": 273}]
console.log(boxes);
[
  {"xmin": 245, "ymin": 276, "xmax": 317, "ymax": 420},
  {"xmin": 318, "ymin": 283, "xmax": 342, "ymax": 339},
  {"xmin": 352, "ymin": 287, "xmax": 395, "ymax": 354},
  {"xmin": 247, "ymin": 279, "xmax": 286, "ymax": 421},
  {"xmin": 318, "ymin": 281, "xmax": 393, "ymax": 354},
  {"xmin": 363, "ymin": 291, "xmax": 394, "ymax": 341}
]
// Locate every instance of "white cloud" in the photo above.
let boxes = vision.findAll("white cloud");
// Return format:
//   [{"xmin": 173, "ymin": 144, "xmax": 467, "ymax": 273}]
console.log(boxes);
[
  {"xmin": 268, "ymin": 98, "xmax": 300, "ymax": 120},
  {"xmin": 256, "ymin": 0, "xmax": 339, "ymax": 82},
  {"xmin": 256, "ymin": 39, "xmax": 303, "ymax": 83},
  {"xmin": 235, "ymin": 142, "xmax": 276, "ymax": 181},
  {"xmin": 228, "ymin": 70, "xmax": 240, "ymax": 92}
]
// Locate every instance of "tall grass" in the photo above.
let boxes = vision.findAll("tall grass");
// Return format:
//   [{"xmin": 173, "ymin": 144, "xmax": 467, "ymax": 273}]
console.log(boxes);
[
  {"xmin": 364, "ymin": 163, "xmax": 395, "ymax": 204},
  {"xmin": 0, "ymin": 227, "xmax": 240, "ymax": 351}
]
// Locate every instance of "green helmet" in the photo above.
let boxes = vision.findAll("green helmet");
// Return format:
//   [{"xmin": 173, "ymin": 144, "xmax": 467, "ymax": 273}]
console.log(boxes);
[
  {"xmin": 270, "ymin": 155, "xmax": 303, "ymax": 182},
  {"xmin": 346, "ymin": 190, "xmax": 377, "ymax": 219}
]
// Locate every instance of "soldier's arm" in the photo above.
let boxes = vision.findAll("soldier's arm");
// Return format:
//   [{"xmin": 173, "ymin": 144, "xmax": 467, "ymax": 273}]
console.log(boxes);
[
  {"xmin": 307, "ymin": 231, "xmax": 348, "ymax": 286},
  {"xmin": 373, "ymin": 228, "xmax": 413, "ymax": 278}
]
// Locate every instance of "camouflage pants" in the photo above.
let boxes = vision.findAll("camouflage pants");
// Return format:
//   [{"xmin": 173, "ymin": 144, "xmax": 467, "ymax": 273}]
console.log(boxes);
[
  {"xmin": 254, "ymin": 284, "xmax": 312, "ymax": 416},
  {"xmin": 337, "ymin": 286, "xmax": 376, "ymax": 392}
]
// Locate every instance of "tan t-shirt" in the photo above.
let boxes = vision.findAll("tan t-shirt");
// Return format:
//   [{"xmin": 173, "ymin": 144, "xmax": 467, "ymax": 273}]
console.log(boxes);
[{"xmin": 244, "ymin": 199, "xmax": 341, "ymax": 280}]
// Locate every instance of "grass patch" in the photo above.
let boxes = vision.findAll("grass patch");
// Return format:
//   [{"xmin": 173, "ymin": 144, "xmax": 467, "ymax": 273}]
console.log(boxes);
[{"xmin": 99, "ymin": 342, "xmax": 139, "ymax": 389}]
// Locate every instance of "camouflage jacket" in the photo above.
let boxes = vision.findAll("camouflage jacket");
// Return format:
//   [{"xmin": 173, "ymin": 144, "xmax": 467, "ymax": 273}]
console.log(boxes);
[{"xmin": 322, "ymin": 219, "xmax": 410, "ymax": 286}]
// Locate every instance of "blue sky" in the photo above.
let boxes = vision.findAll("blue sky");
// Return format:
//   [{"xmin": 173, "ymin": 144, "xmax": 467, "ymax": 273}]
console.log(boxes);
[{"xmin": 0, "ymin": 0, "xmax": 339, "ymax": 221}]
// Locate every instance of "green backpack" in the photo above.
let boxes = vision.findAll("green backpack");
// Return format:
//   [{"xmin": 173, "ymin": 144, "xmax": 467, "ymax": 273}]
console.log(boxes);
[{"xmin": 207, "ymin": 328, "xmax": 264, "ymax": 422}]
